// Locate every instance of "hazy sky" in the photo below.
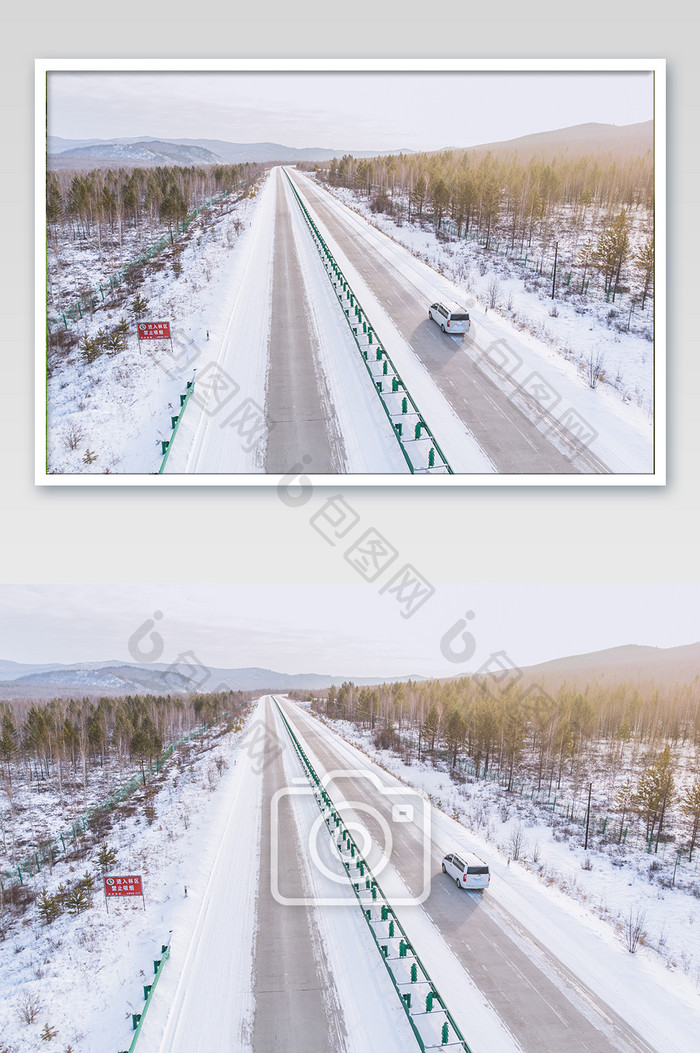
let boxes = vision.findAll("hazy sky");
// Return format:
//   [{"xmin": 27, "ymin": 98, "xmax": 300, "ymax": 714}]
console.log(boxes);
[
  {"xmin": 0, "ymin": 585, "xmax": 695, "ymax": 679},
  {"xmin": 47, "ymin": 69, "xmax": 654, "ymax": 152}
]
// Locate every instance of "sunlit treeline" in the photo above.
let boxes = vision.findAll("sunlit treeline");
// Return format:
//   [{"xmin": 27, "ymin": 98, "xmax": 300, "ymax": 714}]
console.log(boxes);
[
  {"xmin": 314, "ymin": 149, "xmax": 653, "ymax": 239},
  {"xmin": 46, "ymin": 163, "xmax": 267, "ymax": 243},
  {"xmin": 311, "ymin": 676, "xmax": 700, "ymax": 854},
  {"xmin": 314, "ymin": 675, "xmax": 700, "ymax": 775},
  {"xmin": 0, "ymin": 690, "xmax": 252, "ymax": 787}
]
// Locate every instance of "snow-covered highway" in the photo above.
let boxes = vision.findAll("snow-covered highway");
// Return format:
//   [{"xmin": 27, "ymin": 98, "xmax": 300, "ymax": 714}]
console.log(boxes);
[
  {"xmin": 160, "ymin": 166, "xmax": 652, "ymax": 477},
  {"xmin": 277, "ymin": 700, "xmax": 660, "ymax": 1053},
  {"xmin": 135, "ymin": 697, "xmax": 694, "ymax": 1053},
  {"xmin": 287, "ymin": 172, "xmax": 609, "ymax": 476}
]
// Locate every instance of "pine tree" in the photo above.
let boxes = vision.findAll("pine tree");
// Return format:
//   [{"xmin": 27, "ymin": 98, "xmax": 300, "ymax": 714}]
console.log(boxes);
[
  {"xmin": 615, "ymin": 778, "xmax": 634, "ymax": 843},
  {"xmin": 577, "ymin": 239, "xmax": 595, "ymax": 294},
  {"xmin": 593, "ymin": 210, "xmax": 630, "ymax": 301},
  {"xmin": 130, "ymin": 717, "xmax": 162, "ymax": 778},
  {"xmin": 681, "ymin": 777, "xmax": 700, "ymax": 861},
  {"xmin": 79, "ymin": 333, "xmax": 101, "ymax": 365},
  {"xmin": 37, "ymin": 888, "xmax": 63, "ymax": 925},
  {"xmin": 444, "ymin": 708, "xmax": 467, "ymax": 767},
  {"xmin": 0, "ymin": 708, "xmax": 17, "ymax": 779},
  {"xmin": 632, "ymin": 744, "xmax": 675, "ymax": 851},
  {"xmin": 411, "ymin": 175, "xmax": 428, "ymax": 219},
  {"xmin": 431, "ymin": 177, "xmax": 450, "ymax": 232},
  {"xmin": 422, "ymin": 703, "xmax": 441, "ymax": 754},
  {"xmin": 634, "ymin": 235, "xmax": 654, "ymax": 309},
  {"xmin": 96, "ymin": 843, "xmax": 118, "ymax": 873}
]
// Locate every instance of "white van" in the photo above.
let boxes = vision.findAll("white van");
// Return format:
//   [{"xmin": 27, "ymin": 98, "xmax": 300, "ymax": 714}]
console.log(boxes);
[
  {"xmin": 442, "ymin": 850, "xmax": 490, "ymax": 890},
  {"xmin": 428, "ymin": 302, "xmax": 471, "ymax": 335}
]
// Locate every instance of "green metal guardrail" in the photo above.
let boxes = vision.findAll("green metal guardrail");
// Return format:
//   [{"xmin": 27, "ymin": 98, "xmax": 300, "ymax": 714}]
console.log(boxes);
[
  {"xmin": 158, "ymin": 373, "xmax": 196, "ymax": 474},
  {"xmin": 273, "ymin": 698, "xmax": 472, "ymax": 1052},
  {"xmin": 282, "ymin": 170, "xmax": 453, "ymax": 476},
  {"xmin": 117, "ymin": 934, "xmax": 172, "ymax": 1053}
]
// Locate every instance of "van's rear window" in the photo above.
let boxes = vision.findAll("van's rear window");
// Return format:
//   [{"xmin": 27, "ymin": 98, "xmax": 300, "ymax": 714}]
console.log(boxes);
[
  {"xmin": 467, "ymin": 866, "xmax": 489, "ymax": 875},
  {"xmin": 451, "ymin": 313, "xmax": 470, "ymax": 321}
]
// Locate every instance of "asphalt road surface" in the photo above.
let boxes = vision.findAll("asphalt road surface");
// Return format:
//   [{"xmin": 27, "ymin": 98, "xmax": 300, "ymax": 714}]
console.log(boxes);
[
  {"xmin": 287, "ymin": 169, "xmax": 611, "ymax": 475},
  {"xmin": 253, "ymin": 697, "xmax": 347, "ymax": 1051},
  {"xmin": 279, "ymin": 699, "xmax": 658, "ymax": 1053},
  {"xmin": 265, "ymin": 169, "xmax": 345, "ymax": 474}
]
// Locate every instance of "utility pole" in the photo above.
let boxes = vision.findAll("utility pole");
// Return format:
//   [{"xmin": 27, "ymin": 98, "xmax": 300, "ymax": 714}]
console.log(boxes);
[
  {"xmin": 584, "ymin": 782, "xmax": 593, "ymax": 850},
  {"xmin": 551, "ymin": 241, "xmax": 559, "ymax": 299}
]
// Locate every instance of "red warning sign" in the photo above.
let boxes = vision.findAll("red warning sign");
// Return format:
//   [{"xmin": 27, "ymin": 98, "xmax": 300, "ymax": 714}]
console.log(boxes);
[
  {"xmin": 104, "ymin": 874, "xmax": 143, "ymax": 897},
  {"xmin": 137, "ymin": 322, "xmax": 171, "ymax": 340}
]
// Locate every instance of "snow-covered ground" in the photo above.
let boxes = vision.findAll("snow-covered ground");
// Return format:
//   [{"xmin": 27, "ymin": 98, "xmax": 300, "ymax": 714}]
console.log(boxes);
[
  {"xmin": 0, "ymin": 715, "xmax": 251, "ymax": 1052},
  {"xmin": 45, "ymin": 167, "xmax": 658, "ymax": 479},
  {"xmin": 3, "ymin": 694, "xmax": 698, "ymax": 1052},
  {"xmin": 309, "ymin": 710, "xmax": 700, "ymax": 1013},
  {"xmin": 163, "ymin": 168, "xmax": 411, "ymax": 475},
  {"xmin": 319, "ymin": 182, "xmax": 655, "ymax": 416},
  {"xmin": 46, "ymin": 182, "xmax": 266, "ymax": 474},
  {"xmin": 294, "ymin": 173, "xmax": 655, "ymax": 475}
]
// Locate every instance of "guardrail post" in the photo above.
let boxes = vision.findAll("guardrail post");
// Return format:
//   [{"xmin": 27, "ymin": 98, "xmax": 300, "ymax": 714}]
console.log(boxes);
[{"xmin": 271, "ymin": 692, "xmax": 471, "ymax": 1052}]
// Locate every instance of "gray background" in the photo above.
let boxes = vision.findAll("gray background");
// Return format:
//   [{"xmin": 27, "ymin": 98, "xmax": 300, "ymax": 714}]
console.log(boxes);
[{"xmin": 3, "ymin": 3, "xmax": 695, "ymax": 588}]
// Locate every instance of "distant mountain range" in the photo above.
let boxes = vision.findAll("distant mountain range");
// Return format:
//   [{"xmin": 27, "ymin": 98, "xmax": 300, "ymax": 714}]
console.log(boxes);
[
  {"xmin": 461, "ymin": 120, "xmax": 653, "ymax": 161},
  {"xmin": 0, "ymin": 660, "xmax": 425, "ymax": 698},
  {"xmin": 513, "ymin": 641, "xmax": 700, "ymax": 687},
  {"xmin": 0, "ymin": 639, "xmax": 697, "ymax": 700},
  {"xmin": 45, "ymin": 120, "xmax": 653, "ymax": 171},
  {"xmin": 46, "ymin": 136, "xmax": 414, "ymax": 169}
]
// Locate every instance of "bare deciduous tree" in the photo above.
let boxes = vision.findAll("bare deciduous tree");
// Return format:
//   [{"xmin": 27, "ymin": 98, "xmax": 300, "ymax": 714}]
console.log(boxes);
[
  {"xmin": 586, "ymin": 350, "xmax": 606, "ymax": 389},
  {"xmin": 508, "ymin": 822, "xmax": 526, "ymax": 861},
  {"xmin": 487, "ymin": 278, "xmax": 501, "ymax": 309},
  {"xmin": 625, "ymin": 906, "xmax": 647, "ymax": 953}
]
